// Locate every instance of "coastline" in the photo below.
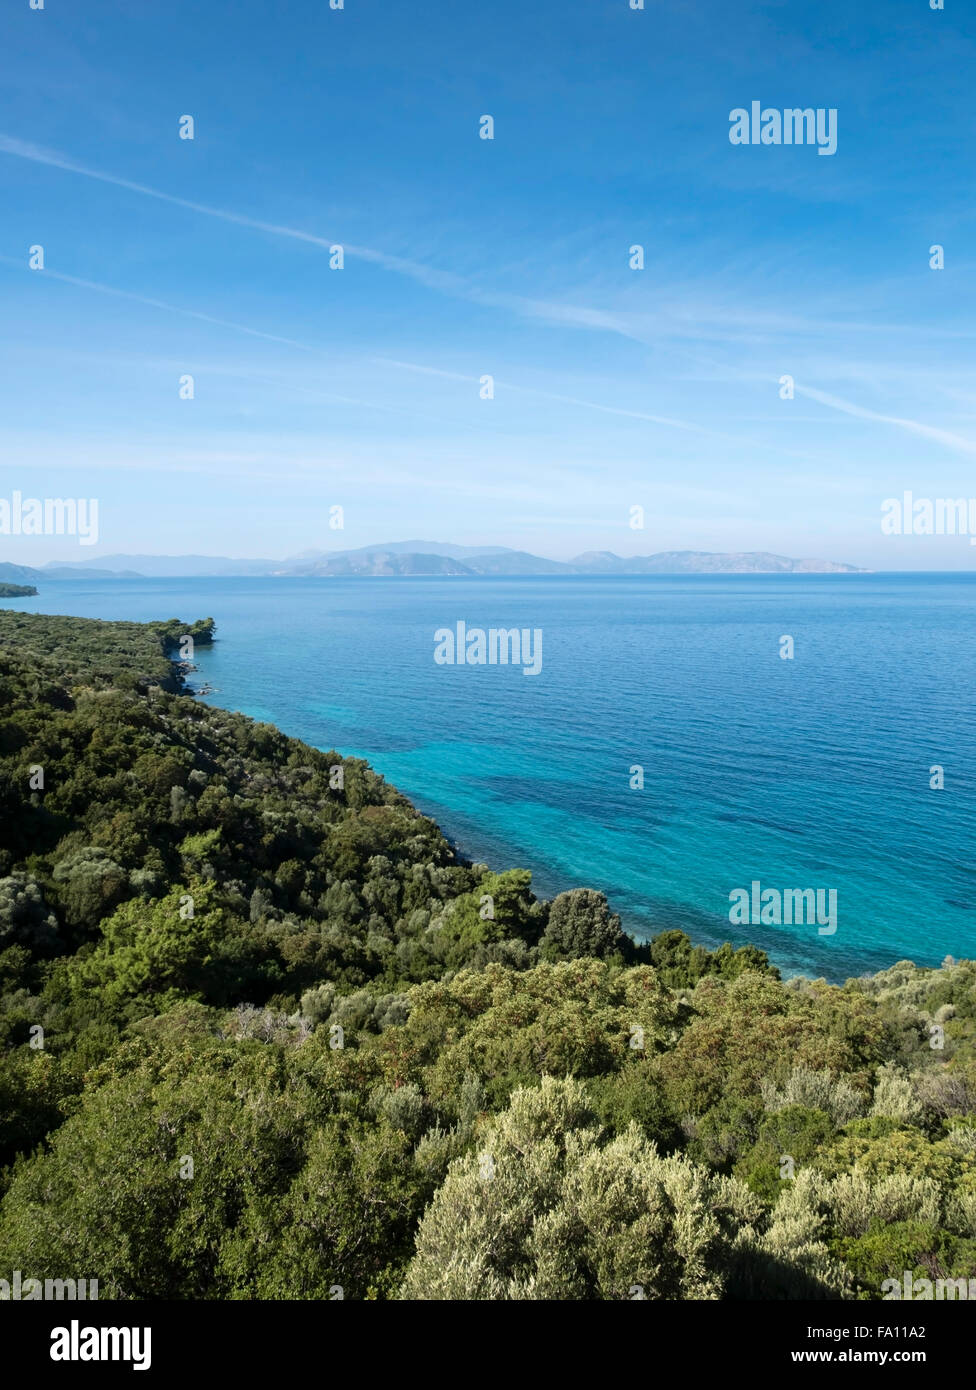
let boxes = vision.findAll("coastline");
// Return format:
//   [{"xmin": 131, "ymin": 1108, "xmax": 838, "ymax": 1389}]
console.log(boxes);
[
  {"xmin": 6, "ymin": 576, "xmax": 972, "ymax": 983},
  {"xmin": 1, "ymin": 606, "xmax": 974, "ymax": 1306}
]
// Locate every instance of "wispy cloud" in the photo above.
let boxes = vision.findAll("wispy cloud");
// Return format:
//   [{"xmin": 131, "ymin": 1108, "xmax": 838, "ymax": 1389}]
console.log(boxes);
[
  {"xmin": 0, "ymin": 254, "xmax": 314, "ymax": 350},
  {"xmin": 11, "ymin": 133, "xmax": 971, "ymax": 364},
  {"xmin": 0, "ymin": 134, "xmax": 649, "ymax": 343},
  {"xmin": 0, "ymin": 134, "xmax": 343, "ymax": 249},
  {"xmin": 6, "ymin": 137, "xmax": 975, "ymax": 478},
  {"xmin": 795, "ymin": 384, "xmax": 976, "ymax": 457},
  {"xmin": 372, "ymin": 357, "xmax": 708, "ymax": 433}
]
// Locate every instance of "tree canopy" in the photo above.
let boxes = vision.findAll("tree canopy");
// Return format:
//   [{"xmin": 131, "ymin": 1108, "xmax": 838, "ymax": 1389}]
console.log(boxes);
[{"xmin": 1, "ymin": 609, "xmax": 974, "ymax": 1300}]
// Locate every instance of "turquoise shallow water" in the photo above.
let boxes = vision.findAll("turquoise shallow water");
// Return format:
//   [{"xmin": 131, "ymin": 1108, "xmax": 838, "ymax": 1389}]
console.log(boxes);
[{"xmin": 6, "ymin": 573, "xmax": 976, "ymax": 981}]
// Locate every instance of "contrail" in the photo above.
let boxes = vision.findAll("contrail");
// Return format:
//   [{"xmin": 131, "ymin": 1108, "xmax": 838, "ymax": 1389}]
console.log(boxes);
[
  {"xmin": 796, "ymin": 383, "xmax": 976, "ymax": 457},
  {"xmin": 0, "ymin": 133, "xmax": 472, "ymax": 294},
  {"xmin": 0, "ymin": 253, "xmax": 314, "ymax": 349},
  {"xmin": 373, "ymin": 358, "xmax": 728, "ymax": 436},
  {"xmin": 0, "ymin": 133, "xmax": 640, "ymax": 335},
  {"xmin": 0, "ymin": 134, "xmax": 340, "ymax": 248}
]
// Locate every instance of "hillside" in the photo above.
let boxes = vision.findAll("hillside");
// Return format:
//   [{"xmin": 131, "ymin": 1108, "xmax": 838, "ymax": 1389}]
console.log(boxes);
[
  {"xmin": 15, "ymin": 545, "xmax": 866, "ymax": 579},
  {"xmin": 0, "ymin": 561, "xmax": 142, "ymax": 584},
  {"xmin": 285, "ymin": 550, "xmax": 473, "ymax": 576},
  {"xmin": 0, "ymin": 610, "xmax": 972, "ymax": 1300},
  {"xmin": 571, "ymin": 550, "xmax": 863, "ymax": 574}
]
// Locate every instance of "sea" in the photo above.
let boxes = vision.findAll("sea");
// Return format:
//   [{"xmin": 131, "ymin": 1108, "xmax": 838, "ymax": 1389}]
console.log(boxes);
[{"xmin": 4, "ymin": 572, "xmax": 975, "ymax": 982}]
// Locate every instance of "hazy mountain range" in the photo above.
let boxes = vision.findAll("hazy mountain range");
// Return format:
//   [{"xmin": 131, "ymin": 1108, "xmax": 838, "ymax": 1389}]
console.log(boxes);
[{"xmin": 0, "ymin": 542, "xmax": 865, "ymax": 583}]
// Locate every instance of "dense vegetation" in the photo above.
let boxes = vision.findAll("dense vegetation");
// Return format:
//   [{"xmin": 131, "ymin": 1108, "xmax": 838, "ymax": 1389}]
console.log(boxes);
[
  {"xmin": 0, "ymin": 610, "xmax": 974, "ymax": 1300},
  {"xmin": 0, "ymin": 585, "xmax": 37, "ymax": 598}
]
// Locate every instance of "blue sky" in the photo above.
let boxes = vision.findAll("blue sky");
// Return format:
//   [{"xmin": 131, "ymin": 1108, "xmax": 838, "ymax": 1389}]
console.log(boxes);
[{"xmin": 2, "ymin": 0, "xmax": 975, "ymax": 567}]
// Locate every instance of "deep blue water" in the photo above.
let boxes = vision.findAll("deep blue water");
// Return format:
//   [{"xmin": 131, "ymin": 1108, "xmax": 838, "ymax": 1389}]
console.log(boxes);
[{"xmin": 5, "ymin": 574, "xmax": 975, "ymax": 981}]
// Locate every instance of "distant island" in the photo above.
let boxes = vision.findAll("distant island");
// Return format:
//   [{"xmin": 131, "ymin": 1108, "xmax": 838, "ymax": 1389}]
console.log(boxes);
[
  {"xmin": 0, "ymin": 582, "xmax": 37, "ymax": 597},
  {"xmin": 279, "ymin": 547, "xmax": 864, "ymax": 578},
  {"xmin": 0, "ymin": 542, "xmax": 865, "ymax": 583}
]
